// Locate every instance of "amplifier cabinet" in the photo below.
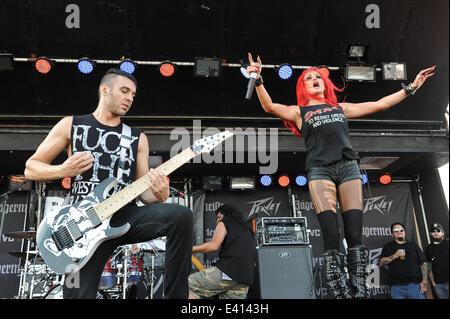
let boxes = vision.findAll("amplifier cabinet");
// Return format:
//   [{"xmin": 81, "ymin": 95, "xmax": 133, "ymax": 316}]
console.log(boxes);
[{"xmin": 255, "ymin": 245, "xmax": 315, "ymax": 299}]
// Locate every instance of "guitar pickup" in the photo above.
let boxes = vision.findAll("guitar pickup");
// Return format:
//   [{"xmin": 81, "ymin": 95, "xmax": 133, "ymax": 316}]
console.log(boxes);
[
  {"xmin": 86, "ymin": 207, "xmax": 102, "ymax": 228},
  {"xmin": 52, "ymin": 226, "xmax": 74, "ymax": 251},
  {"xmin": 66, "ymin": 219, "xmax": 83, "ymax": 241},
  {"xmin": 51, "ymin": 219, "xmax": 82, "ymax": 251}
]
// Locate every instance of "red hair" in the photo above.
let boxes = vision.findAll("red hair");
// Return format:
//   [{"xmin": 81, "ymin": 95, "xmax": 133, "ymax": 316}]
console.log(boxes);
[{"xmin": 284, "ymin": 67, "xmax": 346, "ymax": 137}]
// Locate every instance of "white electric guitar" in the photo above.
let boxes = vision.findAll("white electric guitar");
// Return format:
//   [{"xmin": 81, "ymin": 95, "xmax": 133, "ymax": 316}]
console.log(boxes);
[{"xmin": 36, "ymin": 131, "xmax": 233, "ymax": 274}]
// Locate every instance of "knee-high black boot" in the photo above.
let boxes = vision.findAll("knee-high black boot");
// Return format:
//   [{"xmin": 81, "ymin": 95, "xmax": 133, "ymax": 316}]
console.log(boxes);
[
  {"xmin": 346, "ymin": 245, "xmax": 370, "ymax": 299},
  {"xmin": 323, "ymin": 250, "xmax": 352, "ymax": 299}
]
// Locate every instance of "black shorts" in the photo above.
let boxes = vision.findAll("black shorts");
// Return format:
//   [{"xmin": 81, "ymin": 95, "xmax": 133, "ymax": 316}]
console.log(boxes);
[{"xmin": 307, "ymin": 159, "xmax": 361, "ymax": 186}]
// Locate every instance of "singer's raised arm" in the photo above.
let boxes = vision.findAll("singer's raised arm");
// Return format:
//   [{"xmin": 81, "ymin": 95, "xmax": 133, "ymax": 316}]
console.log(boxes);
[{"xmin": 247, "ymin": 52, "xmax": 301, "ymax": 125}]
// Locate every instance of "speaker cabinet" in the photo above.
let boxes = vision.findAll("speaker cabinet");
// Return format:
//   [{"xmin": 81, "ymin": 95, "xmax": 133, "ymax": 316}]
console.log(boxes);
[{"xmin": 256, "ymin": 245, "xmax": 315, "ymax": 299}]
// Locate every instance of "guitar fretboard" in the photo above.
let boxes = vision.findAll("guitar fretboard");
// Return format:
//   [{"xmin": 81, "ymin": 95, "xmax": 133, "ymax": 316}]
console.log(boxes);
[{"xmin": 94, "ymin": 148, "xmax": 196, "ymax": 221}]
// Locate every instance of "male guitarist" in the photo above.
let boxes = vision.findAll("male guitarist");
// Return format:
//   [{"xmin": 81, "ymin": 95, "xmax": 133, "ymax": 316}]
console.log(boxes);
[{"xmin": 24, "ymin": 68, "xmax": 193, "ymax": 299}]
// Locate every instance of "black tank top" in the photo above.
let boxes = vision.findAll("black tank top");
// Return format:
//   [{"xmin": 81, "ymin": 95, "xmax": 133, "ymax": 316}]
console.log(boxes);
[
  {"xmin": 215, "ymin": 218, "xmax": 256, "ymax": 285},
  {"xmin": 299, "ymin": 104, "xmax": 358, "ymax": 170},
  {"xmin": 69, "ymin": 114, "xmax": 142, "ymax": 204}
]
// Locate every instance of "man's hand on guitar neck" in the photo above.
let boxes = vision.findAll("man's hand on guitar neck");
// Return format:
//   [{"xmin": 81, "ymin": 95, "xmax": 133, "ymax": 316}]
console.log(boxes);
[{"xmin": 142, "ymin": 168, "xmax": 170, "ymax": 203}]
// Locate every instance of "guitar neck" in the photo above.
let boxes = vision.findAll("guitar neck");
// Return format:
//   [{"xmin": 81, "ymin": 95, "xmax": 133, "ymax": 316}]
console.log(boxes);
[{"xmin": 94, "ymin": 147, "xmax": 196, "ymax": 221}]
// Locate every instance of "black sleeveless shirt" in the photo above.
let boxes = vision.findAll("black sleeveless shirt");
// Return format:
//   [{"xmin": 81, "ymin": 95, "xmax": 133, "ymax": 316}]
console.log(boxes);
[
  {"xmin": 299, "ymin": 104, "xmax": 358, "ymax": 170},
  {"xmin": 215, "ymin": 218, "xmax": 256, "ymax": 285},
  {"xmin": 69, "ymin": 114, "xmax": 142, "ymax": 204}
]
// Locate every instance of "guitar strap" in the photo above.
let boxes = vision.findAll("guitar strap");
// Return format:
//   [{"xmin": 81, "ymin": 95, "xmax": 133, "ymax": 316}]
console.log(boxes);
[{"xmin": 117, "ymin": 123, "xmax": 132, "ymax": 182}]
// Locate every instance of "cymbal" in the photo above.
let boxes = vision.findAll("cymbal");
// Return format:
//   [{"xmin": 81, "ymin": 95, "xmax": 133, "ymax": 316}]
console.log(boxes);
[
  {"xmin": 9, "ymin": 251, "xmax": 43, "ymax": 260},
  {"xmin": 5, "ymin": 230, "xmax": 37, "ymax": 239}
]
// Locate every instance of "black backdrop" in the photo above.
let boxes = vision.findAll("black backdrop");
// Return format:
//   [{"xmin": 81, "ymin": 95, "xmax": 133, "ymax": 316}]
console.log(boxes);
[
  {"xmin": 0, "ymin": 182, "xmax": 433, "ymax": 299},
  {"xmin": 1, "ymin": 0, "xmax": 448, "ymax": 121},
  {"xmin": 0, "ymin": 191, "xmax": 29, "ymax": 299}
]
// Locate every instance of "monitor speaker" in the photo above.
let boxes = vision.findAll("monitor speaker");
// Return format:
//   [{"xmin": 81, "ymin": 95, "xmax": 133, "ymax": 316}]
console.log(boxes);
[{"xmin": 255, "ymin": 245, "xmax": 315, "ymax": 299}]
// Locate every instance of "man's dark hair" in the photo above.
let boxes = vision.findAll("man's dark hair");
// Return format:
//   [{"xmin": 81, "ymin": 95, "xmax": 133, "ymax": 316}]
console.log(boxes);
[
  {"xmin": 216, "ymin": 204, "xmax": 254, "ymax": 236},
  {"xmin": 390, "ymin": 222, "xmax": 406, "ymax": 233},
  {"xmin": 216, "ymin": 204, "xmax": 246, "ymax": 224},
  {"xmin": 98, "ymin": 68, "xmax": 138, "ymax": 98}
]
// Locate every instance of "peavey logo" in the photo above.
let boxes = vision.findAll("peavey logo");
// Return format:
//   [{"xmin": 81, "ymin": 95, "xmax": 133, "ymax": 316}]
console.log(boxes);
[
  {"xmin": 363, "ymin": 196, "xmax": 393, "ymax": 215},
  {"xmin": 279, "ymin": 251, "xmax": 291, "ymax": 259},
  {"xmin": 247, "ymin": 197, "xmax": 281, "ymax": 218}
]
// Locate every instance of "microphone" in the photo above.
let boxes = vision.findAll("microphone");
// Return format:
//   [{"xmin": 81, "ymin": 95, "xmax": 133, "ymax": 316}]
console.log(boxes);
[{"xmin": 245, "ymin": 63, "xmax": 260, "ymax": 100}]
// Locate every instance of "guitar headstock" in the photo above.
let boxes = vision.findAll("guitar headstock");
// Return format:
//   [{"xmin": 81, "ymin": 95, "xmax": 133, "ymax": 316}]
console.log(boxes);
[{"xmin": 192, "ymin": 131, "xmax": 234, "ymax": 155}]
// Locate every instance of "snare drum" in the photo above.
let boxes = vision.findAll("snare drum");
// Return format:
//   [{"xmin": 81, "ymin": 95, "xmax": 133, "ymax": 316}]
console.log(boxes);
[
  {"xmin": 98, "ymin": 257, "xmax": 117, "ymax": 290},
  {"xmin": 127, "ymin": 255, "xmax": 143, "ymax": 285}
]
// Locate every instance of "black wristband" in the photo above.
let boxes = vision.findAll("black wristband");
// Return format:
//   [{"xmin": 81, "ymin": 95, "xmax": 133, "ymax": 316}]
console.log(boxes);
[
  {"xmin": 255, "ymin": 76, "xmax": 263, "ymax": 87},
  {"xmin": 401, "ymin": 82, "xmax": 417, "ymax": 96}
]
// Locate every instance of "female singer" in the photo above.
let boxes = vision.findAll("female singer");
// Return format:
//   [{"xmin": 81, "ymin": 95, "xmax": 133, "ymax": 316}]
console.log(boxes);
[{"xmin": 247, "ymin": 52, "xmax": 435, "ymax": 298}]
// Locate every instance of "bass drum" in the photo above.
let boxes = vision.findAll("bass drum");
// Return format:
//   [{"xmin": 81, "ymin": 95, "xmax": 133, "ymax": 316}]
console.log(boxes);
[
  {"xmin": 127, "ymin": 255, "xmax": 144, "ymax": 285},
  {"xmin": 98, "ymin": 256, "xmax": 118, "ymax": 290}
]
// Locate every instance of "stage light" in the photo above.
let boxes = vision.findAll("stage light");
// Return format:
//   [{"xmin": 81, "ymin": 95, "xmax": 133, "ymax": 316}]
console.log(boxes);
[
  {"xmin": 34, "ymin": 57, "xmax": 54, "ymax": 74},
  {"xmin": 230, "ymin": 177, "xmax": 255, "ymax": 190},
  {"xmin": 194, "ymin": 57, "xmax": 222, "ymax": 78},
  {"xmin": 77, "ymin": 57, "xmax": 95, "ymax": 74},
  {"xmin": 317, "ymin": 65, "xmax": 330, "ymax": 78},
  {"xmin": 382, "ymin": 62, "xmax": 407, "ymax": 80},
  {"xmin": 277, "ymin": 64, "xmax": 293, "ymax": 80},
  {"xmin": 201, "ymin": 176, "xmax": 222, "ymax": 191},
  {"xmin": 260, "ymin": 175, "xmax": 273, "ymax": 187},
  {"xmin": 0, "ymin": 53, "xmax": 14, "ymax": 71},
  {"xmin": 348, "ymin": 45, "xmax": 367, "ymax": 59},
  {"xmin": 345, "ymin": 65, "xmax": 376, "ymax": 82},
  {"xmin": 240, "ymin": 66, "xmax": 250, "ymax": 79},
  {"xmin": 295, "ymin": 175, "xmax": 308, "ymax": 186},
  {"xmin": 361, "ymin": 174, "xmax": 368, "ymax": 185},
  {"xmin": 119, "ymin": 59, "xmax": 137, "ymax": 74},
  {"xmin": 379, "ymin": 173, "xmax": 392, "ymax": 185},
  {"xmin": 159, "ymin": 61, "xmax": 176, "ymax": 77},
  {"xmin": 278, "ymin": 175, "xmax": 290, "ymax": 187}
]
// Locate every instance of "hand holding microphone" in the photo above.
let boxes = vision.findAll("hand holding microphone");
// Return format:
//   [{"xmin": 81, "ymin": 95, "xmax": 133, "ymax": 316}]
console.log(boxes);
[{"xmin": 245, "ymin": 52, "xmax": 262, "ymax": 100}]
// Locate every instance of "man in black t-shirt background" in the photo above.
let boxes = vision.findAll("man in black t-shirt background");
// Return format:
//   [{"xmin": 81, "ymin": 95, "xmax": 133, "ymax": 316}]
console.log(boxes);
[
  {"xmin": 379, "ymin": 222, "xmax": 428, "ymax": 299},
  {"xmin": 425, "ymin": 223, "xmax": 449, "ymax": 299},
  {"xmin": 188, "ymin": 204, "xmax": 256, "ymax": 299}
]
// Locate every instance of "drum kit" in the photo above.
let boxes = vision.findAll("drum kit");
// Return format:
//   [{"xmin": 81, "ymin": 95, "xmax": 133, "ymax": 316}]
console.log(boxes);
[
  {"xmin": 6, "ymin": 228, "xmax": 167, "ymax": 299},
  {"xmin": 96, "ymin": 240, "xmax": 166, "ymax": 299}
]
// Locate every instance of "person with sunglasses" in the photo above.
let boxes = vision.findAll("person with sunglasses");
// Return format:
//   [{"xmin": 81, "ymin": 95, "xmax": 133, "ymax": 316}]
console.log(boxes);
[
  {"xmin": 425, "ymin": 223, "xmax": 449, "ymax": 299},
  {"xmin": 379, "ymin": 222, "xmax": 428, "ymax": 299}
]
